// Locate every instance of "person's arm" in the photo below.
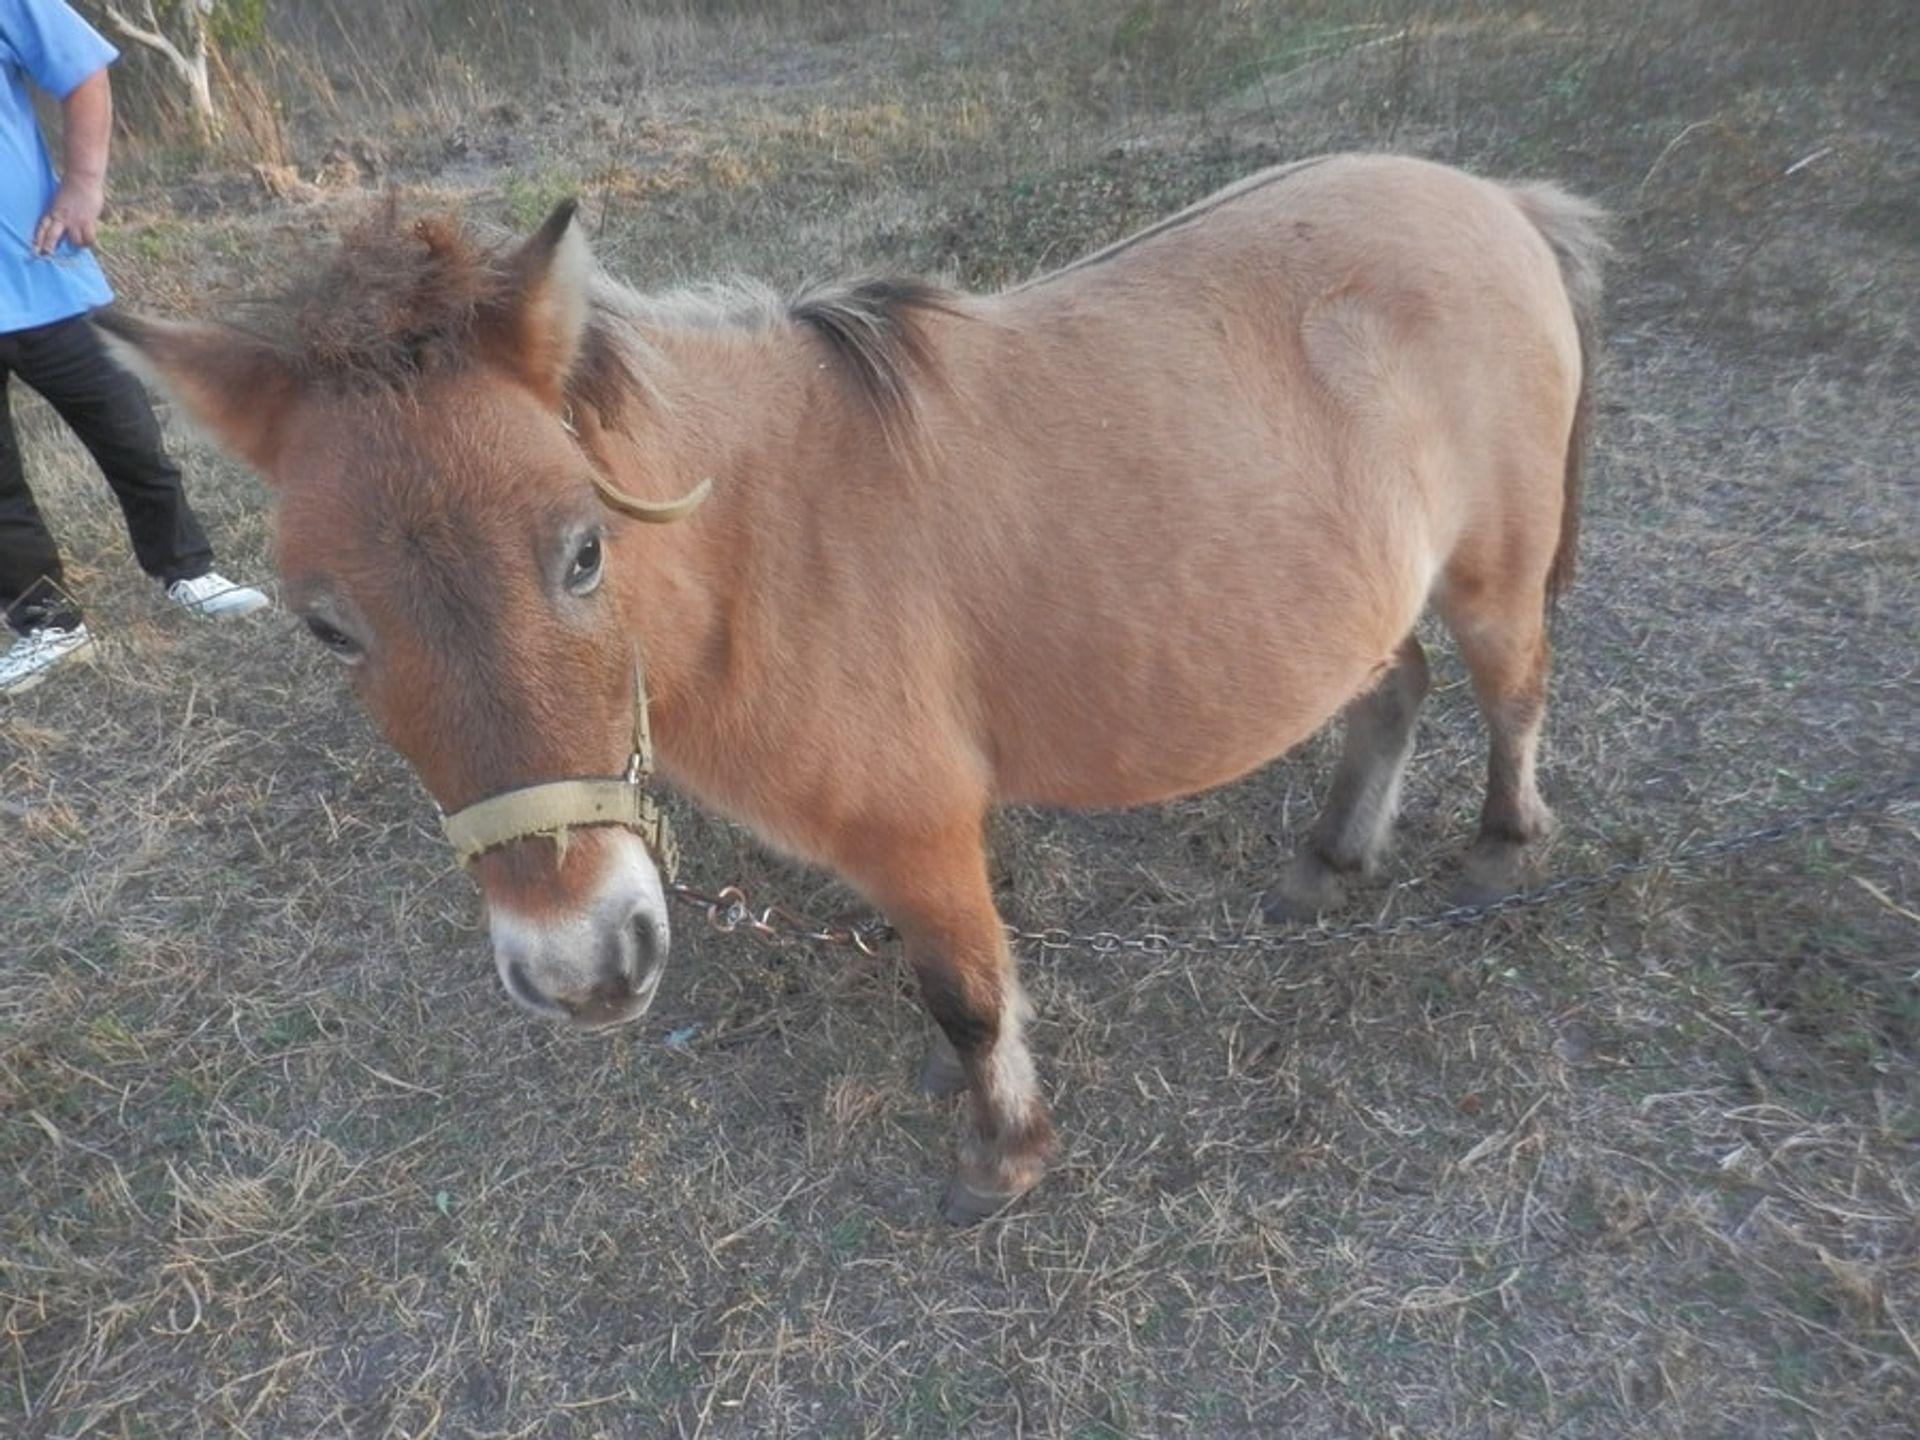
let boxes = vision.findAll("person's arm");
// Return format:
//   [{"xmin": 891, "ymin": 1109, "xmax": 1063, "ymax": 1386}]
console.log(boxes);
[{"xmin": 34, "ymin": 64, "xmax": 112, "ymax": 254}]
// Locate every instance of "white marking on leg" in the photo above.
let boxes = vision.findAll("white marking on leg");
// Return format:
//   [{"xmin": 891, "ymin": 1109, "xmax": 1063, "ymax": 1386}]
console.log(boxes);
[
  {"xmin": 984, "ymin": 974, "xmax": 1039, "ymax": 1126},
  {"xmin": 1511, "ymin": 715, "xmax": 1553, "ymax": 838},
  {"xmin": 1334, "ymin": 729, "xmax": 1418, "ymax": 869}
]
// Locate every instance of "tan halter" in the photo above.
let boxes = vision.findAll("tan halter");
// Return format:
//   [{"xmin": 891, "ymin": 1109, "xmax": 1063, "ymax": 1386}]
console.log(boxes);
[
  {"xmin": 439, "ymin": 661, "xmax": 679, "ymax": 875},
  {"xmin": 438, "ymin": 448, "xmax": 711, "ymax": 873}
]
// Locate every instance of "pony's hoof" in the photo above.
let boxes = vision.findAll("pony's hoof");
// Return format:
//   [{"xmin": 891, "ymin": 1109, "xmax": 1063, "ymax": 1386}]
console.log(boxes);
[
  {"xmin": 1261, "ymin": 889, "xmax": 1325, "ymax": 925},
  {"xmin": 917, "ymin": 1040, "xmax": 967, "ymax": 1098},
  {"xmin": 940, "ymin": 1176, "xmax": 1030, "ymax": 1226},
  {"xmin": 1262, "ymin": 856, "xmax": 1350, "ymax": 924},
  {"xmin": 1453, "ymin": 841, "xmax": 1531, "ymax": 908}
]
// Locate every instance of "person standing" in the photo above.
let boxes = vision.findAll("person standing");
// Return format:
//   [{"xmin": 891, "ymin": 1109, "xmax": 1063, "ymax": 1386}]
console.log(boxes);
[{"xmin": 1, "ymin": 0, "xmax": 266, "ymax": 697}]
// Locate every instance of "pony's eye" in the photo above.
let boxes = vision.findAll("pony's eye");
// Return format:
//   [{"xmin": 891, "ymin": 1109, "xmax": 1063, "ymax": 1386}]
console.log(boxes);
[
  {"xmin": 567, "ymin": 533, "xmax": 604, "ymax": 596},
  {"xmin": 304, "ymin": 614, "xmax": 361, "ymax": 662}
]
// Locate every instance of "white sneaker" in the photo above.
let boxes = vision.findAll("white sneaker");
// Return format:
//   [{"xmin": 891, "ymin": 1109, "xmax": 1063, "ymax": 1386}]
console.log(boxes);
[
  {"xmin": 0, "ymin": 623, "xmax": 97, "ymax": 696},
  {"xmin": 167, "ymin": 571, "xmax": 270, "ymax": 618}
]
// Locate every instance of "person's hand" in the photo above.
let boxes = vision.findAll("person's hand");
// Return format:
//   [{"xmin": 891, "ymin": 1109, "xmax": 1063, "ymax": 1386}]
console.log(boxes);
[{"xmin": 34, "ymin": 177, "xmax": 105, "ymax": 254}]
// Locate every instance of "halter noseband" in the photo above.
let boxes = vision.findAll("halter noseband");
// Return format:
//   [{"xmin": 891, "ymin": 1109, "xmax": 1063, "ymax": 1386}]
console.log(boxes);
[
  {"xmin": 437, "ymin": 446, "xmax": 711, "ymax": 874},
  {"xmin": 438, "ymin": 661, "xmax": 680, "ymax": 877}
]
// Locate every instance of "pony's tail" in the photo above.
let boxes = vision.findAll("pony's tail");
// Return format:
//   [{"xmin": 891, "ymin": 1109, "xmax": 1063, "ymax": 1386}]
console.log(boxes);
[{"xmin": 1508, "ymin": 181, "xmax": 1611, "ymax": 603}]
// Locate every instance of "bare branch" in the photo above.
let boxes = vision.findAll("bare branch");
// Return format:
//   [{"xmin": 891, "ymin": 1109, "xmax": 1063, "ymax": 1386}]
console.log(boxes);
[
  {"xmin": 101, "ymin": 3, "xmax": 194, "ymax": 81},
  {"xmin": 101, "ymin": 0, "xmax": 218, "ymax": 135}
]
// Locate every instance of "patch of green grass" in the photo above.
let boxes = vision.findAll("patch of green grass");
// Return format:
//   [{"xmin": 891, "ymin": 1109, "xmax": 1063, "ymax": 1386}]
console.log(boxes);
[
  {"xmin": 114, "ymin": 219, "xmax": 190, "ymax": 264},
  {"xmin": 257, "ymin": 1004, "xmax": 326, "ymax": 1050},
  {"xmin": 1700, "ymin": 1264, "xmax": 1751, "ymax": 1307},
  {"xmin": 1848, "ymin": 194, "xmax": 1920, "ymax": 246},
  {"xmin": 502, "ymin": 167, "xmax": 583, "ymax": 229},
  {"xmin": 629, "ymin": 1356, "xmax": 702, "ymax": 1420},
  {"xmin": 904, "ymin": 1367, "xmax": 989, "ymax": 1435},
  {"xmin": 1769, "ymin": 1337, "xmax": 1816, "ymax": 1402},
  {"xmin": 823, "ymin": 1213, "xmax": 867, "ymax": 1260}
]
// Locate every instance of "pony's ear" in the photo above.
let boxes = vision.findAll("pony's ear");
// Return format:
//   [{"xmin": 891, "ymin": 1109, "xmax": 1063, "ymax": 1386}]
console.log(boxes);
[
  {"xmin": 93, "ymin": 312, "xmax": 301, "ymax": 475},
  {"xmin": 490, "ymin": 198, "xmax": 594, "ymax": 407}
]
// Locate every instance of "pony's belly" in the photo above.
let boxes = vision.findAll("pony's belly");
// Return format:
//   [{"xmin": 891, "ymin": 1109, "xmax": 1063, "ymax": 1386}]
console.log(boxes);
[
  {"xmin": 984, "ymin": 557, "xmax": 1415, "ymax": 812},
  {"xmin": 1004, "ymin": 744, "xmax": 1311, "ymax": 811},
  {"xmin": 992, "ymin": 677, "xmax": 1348, "ymax": 811}
]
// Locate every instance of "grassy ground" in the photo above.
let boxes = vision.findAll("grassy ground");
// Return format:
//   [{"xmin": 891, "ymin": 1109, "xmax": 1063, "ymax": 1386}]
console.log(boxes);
[{"xmin": 4, "ymin": 1, "xmax": 1918, "ymax": 1434}]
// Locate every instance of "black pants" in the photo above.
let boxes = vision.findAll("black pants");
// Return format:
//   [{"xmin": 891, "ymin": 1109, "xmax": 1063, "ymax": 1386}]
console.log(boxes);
[{"xmin": 0, "ymin": 311, "xmax": 212, "ymax": 634}]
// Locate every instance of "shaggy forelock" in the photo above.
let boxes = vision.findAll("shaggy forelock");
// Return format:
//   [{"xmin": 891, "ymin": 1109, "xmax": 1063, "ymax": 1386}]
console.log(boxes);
[{"xmin": 259, "ymin": 210, "xmax": 506, "ymax": 392}]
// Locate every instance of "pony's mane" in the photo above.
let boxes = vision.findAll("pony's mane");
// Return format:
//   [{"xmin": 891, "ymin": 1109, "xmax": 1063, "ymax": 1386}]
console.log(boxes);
[
  {"xmin": 248, "ymin": 206, "xmax": 954, "ymax": 419},
  {"xmin": 788, "ymin": 276, "xmax": 956, "ymax": 414}
]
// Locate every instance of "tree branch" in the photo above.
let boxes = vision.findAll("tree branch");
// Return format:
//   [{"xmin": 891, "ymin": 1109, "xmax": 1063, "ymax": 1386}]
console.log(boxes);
[{"xmin": 101, "ymin": 3, "xmax": 194, "ymax": 82}]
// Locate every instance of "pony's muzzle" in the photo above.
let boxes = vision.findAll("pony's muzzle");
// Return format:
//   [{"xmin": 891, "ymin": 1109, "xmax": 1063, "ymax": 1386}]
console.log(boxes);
[
  {"xmin": 495, "ymin": 910, "xmax": 669, "ymax": 1029},
  {"xmin": 484, "ymin": 831, "xmax": 671, "ymax": 1029}
]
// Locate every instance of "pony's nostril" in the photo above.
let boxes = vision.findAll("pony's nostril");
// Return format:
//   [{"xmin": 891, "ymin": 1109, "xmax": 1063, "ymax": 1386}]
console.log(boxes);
[
  {"xmin": 632, "ymin": 915, "xmax": 661, "ymax": 977},
  {"xmin": 596, "ymin": 909, "xmax": 663, "ymax": 981},
  {"xmin": 504, "ymin": 960, "xmax": 562, "ymax": 1015},
  {"xmin": 598, "ymin": 918, "xmax": 636, "ymax": 989}
]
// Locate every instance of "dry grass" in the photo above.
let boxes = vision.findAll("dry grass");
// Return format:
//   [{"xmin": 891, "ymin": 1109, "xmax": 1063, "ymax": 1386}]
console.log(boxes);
[{"xmin": 5, "ymin": 1, "xmax": 1919, "ymax": 1434}]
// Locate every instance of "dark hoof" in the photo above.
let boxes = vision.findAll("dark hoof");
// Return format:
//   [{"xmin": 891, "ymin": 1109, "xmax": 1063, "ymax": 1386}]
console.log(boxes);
[
  {"xmin": 917, "ymin": 1040, "xmax": 967, "ymax": 1098},
  {"xmin": 1262, "ymin": 856, "xmax": 1351, "ymax": 924},
  {"xmin": 1453, "ymin": 842, "xmax": 1531, "ymax": 908},
  {"xmin": 1261, "ymin": 888, "xmax": 1328, "ymax": 925},
  {"xmin": 941, "ymin": 1176, "xmax": 1030, "ymax": 1226}
]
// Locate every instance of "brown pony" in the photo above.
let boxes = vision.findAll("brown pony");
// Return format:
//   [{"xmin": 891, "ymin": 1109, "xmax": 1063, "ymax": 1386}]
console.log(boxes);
[{"xmin": 101, "ymin": 154, "xmax": 1606, "ymax": 1222}]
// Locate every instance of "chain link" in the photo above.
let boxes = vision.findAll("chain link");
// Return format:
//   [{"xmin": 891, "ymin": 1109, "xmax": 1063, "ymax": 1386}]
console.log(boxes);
[
  {"xmin": 666, "ymin": 882, "xmax": 892, "ymax": 955},
  {"xmin": 667, "ymin": 774, "xmax": 1916, "ymax": 960}
]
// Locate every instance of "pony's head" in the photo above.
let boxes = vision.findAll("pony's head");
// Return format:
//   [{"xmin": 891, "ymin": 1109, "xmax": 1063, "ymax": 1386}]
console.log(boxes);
[{"xmin": 100, "ymin": 203, "xmax": 695, "ymax": 1029}]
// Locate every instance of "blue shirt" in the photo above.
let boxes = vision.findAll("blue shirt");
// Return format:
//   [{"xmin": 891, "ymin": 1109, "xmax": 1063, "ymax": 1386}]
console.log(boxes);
[{"xmin": 0, "ymin": 0, "xmax": 116, "ymax": 331}]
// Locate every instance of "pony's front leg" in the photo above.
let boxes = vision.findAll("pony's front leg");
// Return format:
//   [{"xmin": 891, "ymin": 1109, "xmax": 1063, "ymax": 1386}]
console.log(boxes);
[
  {"xmin": 844, "ymin": 823, "xmax": 1055, "ymax": 1223},
  {"xmin": 912, "ymin": 923, "xmax": 1053, "ymax": 1223}
]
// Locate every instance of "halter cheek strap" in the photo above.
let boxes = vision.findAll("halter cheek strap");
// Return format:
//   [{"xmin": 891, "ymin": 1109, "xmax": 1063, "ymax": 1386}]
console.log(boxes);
[{"xmin": 437, "ymin": 414, "xmax": 710, "ymax": 873}]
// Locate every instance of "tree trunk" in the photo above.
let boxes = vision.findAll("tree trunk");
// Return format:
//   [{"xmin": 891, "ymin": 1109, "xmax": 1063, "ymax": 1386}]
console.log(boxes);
[{"xmin": 102, "ymin": 0, "xmax": 222, "ymax": 144}]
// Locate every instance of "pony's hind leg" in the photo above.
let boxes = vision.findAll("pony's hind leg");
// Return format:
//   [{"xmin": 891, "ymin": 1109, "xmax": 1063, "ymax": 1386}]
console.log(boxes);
[
  {"xmin": 1266, "ymin": 634, "xmax": 1432, "ymax": 921},
  {"xmin": 844, "ymin": 819, "xmax": 1055, "ymax": 1223},
  {"xmin": 1438, "ymin": 583, "xmax": 1556, "ymax": 902}
]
